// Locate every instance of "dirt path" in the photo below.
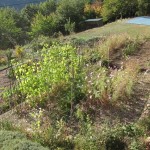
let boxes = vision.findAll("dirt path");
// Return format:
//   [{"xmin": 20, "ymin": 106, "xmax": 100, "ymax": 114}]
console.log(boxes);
[
  {"xmin": 0, "ymin": 69, "xmax": 11, "ymax": 103},
  {"xmin": 133, "ymin": 42, "xmax": 150, "ymax": 120}
]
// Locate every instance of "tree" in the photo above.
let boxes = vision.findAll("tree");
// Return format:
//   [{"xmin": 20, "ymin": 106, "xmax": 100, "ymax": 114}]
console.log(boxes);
[
  {"xmin": 0, "ymin": 8, "xmax": 21, "ymax": 49},
  {"xmin": 21, "ymin": 4, "xmax": 39, "ymax": 24},
  {"xmin": 138, "ymin": 0, "xmax": 150, "ymax": 15},
  {"xmin": 56, "ymin": 0, "xmax": 88, "ymax": 31},
  {"xmin": 31, "ymin": 13, "xmax": 59, "ymax": 37},
  {"xmin": 101, "ymin": 0, "xmax": 138, "ymax": 22},
  {"xmin": 39, "ymin": 0, "xmax": 57, "ymax": 16}
]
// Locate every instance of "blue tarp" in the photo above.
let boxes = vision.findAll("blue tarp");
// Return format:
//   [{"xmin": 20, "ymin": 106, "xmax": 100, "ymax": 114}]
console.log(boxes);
[{"xmin": 127, "ymin": 16, "xmax": 150, "ymax": 26}]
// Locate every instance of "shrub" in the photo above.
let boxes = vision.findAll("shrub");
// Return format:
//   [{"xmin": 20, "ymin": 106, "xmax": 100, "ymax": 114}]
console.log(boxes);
[
  {"xmin": 0, "ymin": 130, "xmax": 49, "ymax": 150},
  {"xmin": 123, "ymin": 38, "xmax": 140, "ymax": 56},
  {"xmin": 0, "ymin": 8, "xmax": 21, "ymax": 49},
  {"xmin": 31, "ymin": 13, "xmax": 60, "ymax": 37},
  {"xmin": 105, "ymin": 136, "xmax": 126, "ymax": 150},
  {"xmin": 39, "ymin": 0, "xmax": 57, "ymax": 16},
  {"xmin": 0, "ymin": 57, "xmax": 7, "ymax": 65},
  {"xmin": 56, "ymin": 0, "xmax": 88, "ymax": 31},
  {"xmin": 97, "ymin": 34, "xmax": 131, "ymax": 61},
  {"xmin": 15, "ymin": 45, "xmax": 25, "ymax": 59},
  {"xmin": 64, "ymin": 18, "xmax": 75, "ymax": 34},
  {"xmin": 84, "ymin": 1, "xmax": 102, "ymax": 19},
  {"xmin": 14, "ymin": 44, "xmax": 85, "ymax": 114},
  {"xmin": 110, "ymin": 65, "xmax": 138, "ymax": 101},
  {"xmin": 102, "ymin": 0, "xmax": 138, "ymax": 22},
  {"xmin": 137, "ymin": 0, "xmax": 150, "ymax": 15}
]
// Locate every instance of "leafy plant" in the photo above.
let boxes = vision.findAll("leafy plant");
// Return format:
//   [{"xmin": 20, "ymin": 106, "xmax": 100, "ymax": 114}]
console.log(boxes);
[
  {"xmin": 14, "ymin": 43, "xmax": 85, "ymax": 114},
  {"xmin": 0, "ymin": 130, "xmax": 49, "ymax": 150}
]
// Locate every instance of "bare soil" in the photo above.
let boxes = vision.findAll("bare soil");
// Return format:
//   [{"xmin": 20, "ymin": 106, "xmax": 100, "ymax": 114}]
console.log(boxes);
[{"xmin": 0, "ymin": 69, "xmax": 11, "ymax": 103}]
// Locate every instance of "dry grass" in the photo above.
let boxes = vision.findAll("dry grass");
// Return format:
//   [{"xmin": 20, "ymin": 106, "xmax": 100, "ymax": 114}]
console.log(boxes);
[
  {"xmin": 111, "ymin": 60, "xmax": 139, "ymax": 102},
  {"xmin": 97, "ymin": 33, "xmax": 131, "ymax": 61}
]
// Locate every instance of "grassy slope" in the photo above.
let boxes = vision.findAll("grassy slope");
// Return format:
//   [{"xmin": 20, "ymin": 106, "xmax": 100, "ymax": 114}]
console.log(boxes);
[
  {"xmin": 0, "ymin": 19, "xmax": 150, "ymax": 149},
  {"xmin": 68, "ymin": 19, "xmax": 150, "ymax": 41}
]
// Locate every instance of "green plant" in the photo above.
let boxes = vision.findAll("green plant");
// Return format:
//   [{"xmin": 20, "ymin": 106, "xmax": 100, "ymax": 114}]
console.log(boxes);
[
  {"xmin": 101, "ymin": 0, "xmax": 138, "ymax": 22},
  {"xmin": 15, "ymin": 45, "xmax": 25, "ymax": 59},
  {"xmin": 0, "ymin": 130, "xmax": 49, "ymax": 150},
  {"xmin": 31, "ymin": 12, "xmax": 59, "ymax": 37},
  {"xmin": 74, "ymin": 116, "xmax": 99, "ymax": 150},
  {"xmin": 129, "ymin": 139, "xmax": 145, "ymax": 150},
  {"xmin": 137, "ymin": 0, "xmax": 150, "ymax": 15},
  {"xmin": 14, "ymin": 43, "xmax": 85, "ymax": 114},
  {"xmin": 123, "ymin": 39, "xmax": 140, "ymax": 56},
  {"xmin": 64, "ymin": 18, "xmax": 75, "ymax": 34},
  {"xmin": 110, "ymin": 66, "xmax": 138, "ymax": 102},
  {"xmin": 30, "ymin": 108, "xmax": 43, "ymax": 131},
  {"xmin": 97, "ymin": 34, "xmax": 130, "ymax": 61},
  {"xmin": 56, "ymin": 0, "xmax": 87, "ymax": 31}
]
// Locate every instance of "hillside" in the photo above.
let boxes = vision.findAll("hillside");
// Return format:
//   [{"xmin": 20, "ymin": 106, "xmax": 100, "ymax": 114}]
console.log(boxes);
[
  {"xmin": 0, "ymin": 18, "xmax": 150, "ymax": 149},
  {"xmin": 67, "ymin": 19, "xmax": 150, "ymax": 41},
  {"xmin": 0, "ymin": 0, "xmax": 46, "ymax": 9}
]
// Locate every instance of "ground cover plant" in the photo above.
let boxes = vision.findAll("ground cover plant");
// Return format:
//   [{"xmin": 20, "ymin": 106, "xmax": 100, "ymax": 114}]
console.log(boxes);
[{"xmin": 0, "ymin": 130, "xmax": 49, "ymax": 150}]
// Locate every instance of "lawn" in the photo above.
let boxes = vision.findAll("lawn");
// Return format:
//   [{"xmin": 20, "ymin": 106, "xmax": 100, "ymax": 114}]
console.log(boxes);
[{"xmin": 68, "ymin": 19, "xmax": 150, "ymax": 41}]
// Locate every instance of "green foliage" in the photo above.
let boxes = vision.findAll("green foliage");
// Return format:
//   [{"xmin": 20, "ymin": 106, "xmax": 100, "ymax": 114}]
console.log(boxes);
[
  {"xmin": 21, "ymin": 4, "xmax": 39, "ymax": 24},
  {"xmin": 129, "ymin": 139, "xmax": 145, "ymax": 150},
  {"xmin": 14, "ymin": 44, "xmax": 85, "ymax": 113},
  {"xmin": 57, "ymin": 0, "xmax": 88, "ymax": 31},
  {"xmin": 0, "ymin": 8, "xmax": 21, "ymax": 49},
  {"xmin": 31, "ymin": 13, "xmax": 59, "ymax": 37},
  {"xmin": 64, "ymin": 18, "xmax": 75, "ymax": 34},
  {"xmin": 0, "ymin": 130, "xmax": 49, "ymax": 150},
  {"xmin": 39, "ymin": 0, "xmax": 57, "ymax": 16},
  {"xmin": 102, "ymin": 0, "xmax": 138, "ymax": 22},
  {"xmin": 137, "ymin": 0, "xmax": 150, "ymax": 15},
  {"xmin": 25, "ymin": 36, "xmax": 55, "ymax": 52},
  {"xmin": 0, "ymin": 121, "xmax": 17, "ymax": 131},
  {"xmin": 139, "ymin": 117, "xmax": 150, "ymax": 132},
  {"xmin": 123, "ymin": 39, "xmax": 140, "ymax": 56},
  {"xmin": 33, "ymin": 119, "xmax": 74, "ymax": 149}
]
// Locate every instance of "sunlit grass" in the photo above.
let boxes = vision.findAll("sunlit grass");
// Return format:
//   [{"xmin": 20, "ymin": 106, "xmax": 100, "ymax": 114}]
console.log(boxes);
[{"xmin": 68, "ymin": 19, "xmax": 150, "ymax": 41}]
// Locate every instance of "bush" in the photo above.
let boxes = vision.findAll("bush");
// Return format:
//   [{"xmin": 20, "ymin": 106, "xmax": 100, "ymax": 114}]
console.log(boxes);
[
  {"xmin": 39, "ymin": 0, "xmax": 57, "ymax": 16},
  {"xmin": 97, "ymin": 34, "xmax": 131, "ymax": 61},
  {"xmin": 31, "ymin": 13, "xmax": 60, "ymax": 37},
  {"xmin": 0, "ymin": 130, "xmax": 49, "ymax": 150},
  {"xmin": 102, "ymin": 0, "xmax": 138, "ymax": 22},
  {"xmin": 0, "ymin": 8, "xmax": 21, "ymax": 49},
  {"xmin": 84, "ymin": 1, "xmax": 102, "ymax": 19},
  {"xmin": 56, "ymin": 0, "xmax": 88, "ymax": 31},
  {"xmin": 105, "ymin": 136, "xmax": 126, "ymax": 150},
  {"xmin": 14, "ymin": 44, "xmax": 85, "ymax": 114},
  {"xmin": 137, "ymin": 0, "xmax": 150, "ymax": 15}
]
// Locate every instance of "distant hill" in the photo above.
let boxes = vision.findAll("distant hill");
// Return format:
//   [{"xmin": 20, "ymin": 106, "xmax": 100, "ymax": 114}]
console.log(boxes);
[{"xmin": 0, "ymin": 0, "xmax": 46, "ymax": 9}]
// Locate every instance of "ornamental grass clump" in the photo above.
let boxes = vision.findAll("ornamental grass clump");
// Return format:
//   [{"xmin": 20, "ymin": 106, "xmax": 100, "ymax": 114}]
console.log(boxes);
[
  {"xmin": 110, "ymin": 65, "xmax": 138, "ymax": 102},
  {"xmin": 97, "ymin": 33, "xmax": 131, "ymax": 61}
]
